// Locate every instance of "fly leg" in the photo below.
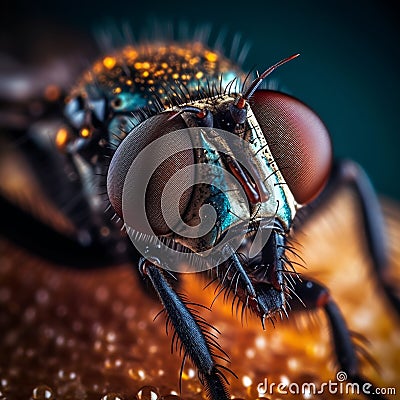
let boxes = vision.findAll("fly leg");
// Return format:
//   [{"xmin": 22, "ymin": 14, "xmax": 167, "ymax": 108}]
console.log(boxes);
[
  {"xmin": 295, "ymin": 159, "xmax": 399, "ymax": 314},
  {"xmin": 139, "ymin": 257, "xmax": 232, "ymax": 400},
  {"xmin": 292, "ymin": 278, "xmax": 387, "ymax": 400}
]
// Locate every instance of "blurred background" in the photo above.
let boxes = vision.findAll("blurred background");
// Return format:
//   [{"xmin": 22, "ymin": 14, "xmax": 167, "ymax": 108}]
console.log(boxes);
[
  {"xmin": 1, "ymin": 3, "xmax": 400, "ymax": 398},
  {"xmin": 2, "ymin": 0, "xmax": 399, "ymax": 200}
]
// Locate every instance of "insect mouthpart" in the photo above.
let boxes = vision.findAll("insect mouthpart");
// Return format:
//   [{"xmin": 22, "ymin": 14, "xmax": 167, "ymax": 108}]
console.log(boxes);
[{"xmin": 223, "ymin": 153, "xmax": 269, "ymax": 204}]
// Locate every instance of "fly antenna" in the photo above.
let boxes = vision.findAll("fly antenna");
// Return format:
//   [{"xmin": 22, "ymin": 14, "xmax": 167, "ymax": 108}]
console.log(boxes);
[{"xmin": 242, "ymin": 53, "xmax": 300, "ymax": 101}]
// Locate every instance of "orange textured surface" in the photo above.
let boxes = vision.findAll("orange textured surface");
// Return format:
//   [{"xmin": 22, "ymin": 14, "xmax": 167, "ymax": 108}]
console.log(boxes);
[{"xmin": 1, "ymin": 186, "xmax": 400, "ymax": 400}]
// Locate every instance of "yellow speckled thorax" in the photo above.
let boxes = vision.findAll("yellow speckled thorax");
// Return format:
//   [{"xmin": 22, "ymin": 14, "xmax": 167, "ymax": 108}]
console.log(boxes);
[
  {"xmin": 59, "ymin": 41, "xmax": 245, "ymax": 156},
  {"xmin": 71, "ymin": 42, "xmax": 244, "ymax": 108}
]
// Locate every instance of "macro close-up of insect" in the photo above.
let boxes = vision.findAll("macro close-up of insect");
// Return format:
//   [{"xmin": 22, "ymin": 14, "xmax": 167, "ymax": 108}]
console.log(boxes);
[{"xmin": 1, "ymin": 7, "xmax": 400, "ymax": 400}]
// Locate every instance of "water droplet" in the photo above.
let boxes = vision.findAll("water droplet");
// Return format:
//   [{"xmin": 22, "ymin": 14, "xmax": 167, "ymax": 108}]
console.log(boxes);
[
  {"xmin": 255, "ymin": 335, "xmax": 266, "ymax": 349},
  {"xmin": 136, "ymin": 386, "xmax": 159, "ymax": 400},
  {"xmin": 149, "ymin": 344, "xmax": 158, "ymax": 354},
  {"xmin": 95, "ymin": 286, "xmax": 109, "ymax": 302},
  {"xmin": 25, "ymin": 348, "xmax": 36, "ymax": 358},
  {"xmin": 245, "ymin": 348, "xmax": 255, "ymax": 359},
  {"xmin": 35, "ymin": 288, "xmax": 49, "ymax": 304},
  {"xmin": 31, "ymin": 385, "xmax": 54, "ymax": 400},
  {"xmin": 280, "ymin": 374, "xmax": 290, "ymax": 386},
  {"xmin": 123, "ymin": 306, "xmax": 136, "ymax": 319},
  {"xmin": 23, "ymin": 306, "xmax": 36, "ymax": 323},
  {"xmin": 55, "ymin": 335, "xmax": 65, "ymax": 346},
  {"xmin": 242, "ymin": 375, "xmax": 252, "ymax": 388},
  {"xmin": 138, "ymin": 321, "xmax": 147, "ymax": 330},
  {"xmin": 43, "ymin": 326, "xmax": 55, "ymax": 339},
  {"xmin": 181, "ymin": 368, "xmax": 196, "ymax": 380},
  {"xmin": 303, "ymin": 388, "xmax": 313, "ymax": 399},
  {"xmin": 101, "ymin": 393, "xmax": 124, "ymax": 400},
  {"xmin": 106, "ymin": 331, "xmax": 116, "ymax": 342},
  {"xmin": 287, "ymin": 357, "xmax": 299, "ymax": 371},
  {"xmin": 57, "ymin": 369, "xmax": 76, "ymax": 381},
  {"xmin": 128, "ymin": 368, "xmax": 146, "ymax": 381},
  {"xmin": 104, "ymin": 356, "xmax": 123, "ymax": 370}
]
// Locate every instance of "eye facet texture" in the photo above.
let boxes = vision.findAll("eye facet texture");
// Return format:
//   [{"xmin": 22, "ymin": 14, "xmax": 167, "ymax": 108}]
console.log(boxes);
[
  {"xmin": 107, "ymin": 113, "xmax": 194, "ymax": 235},
  {"xmin": 251, "ymin": 90, "xmax": 332, "ymax": 204}
]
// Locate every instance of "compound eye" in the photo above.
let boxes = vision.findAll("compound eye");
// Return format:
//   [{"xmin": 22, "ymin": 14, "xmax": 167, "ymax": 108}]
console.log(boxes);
[
  {"xmin": 250, "ymin": 90, "xmax": 332, "ymax": 204},
  {"xmin": 107, "ymin": 113, "xmax": 195, "ymax": 235}
]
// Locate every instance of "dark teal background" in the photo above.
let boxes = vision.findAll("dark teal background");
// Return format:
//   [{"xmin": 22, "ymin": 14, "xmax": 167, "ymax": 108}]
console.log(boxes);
[{"xmin": 3, "ymin": 0, "xmax": 400, "ymax": 200}]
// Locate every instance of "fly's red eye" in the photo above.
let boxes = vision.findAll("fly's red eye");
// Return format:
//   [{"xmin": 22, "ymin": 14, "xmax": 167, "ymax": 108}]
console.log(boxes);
[
  {"xmin": 250, "ymin": 90, "xmax": 332, "ymax": 204},
  {"xmin": 107, "ymin": 112, "xmax": 195, "ymax": 235}
]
